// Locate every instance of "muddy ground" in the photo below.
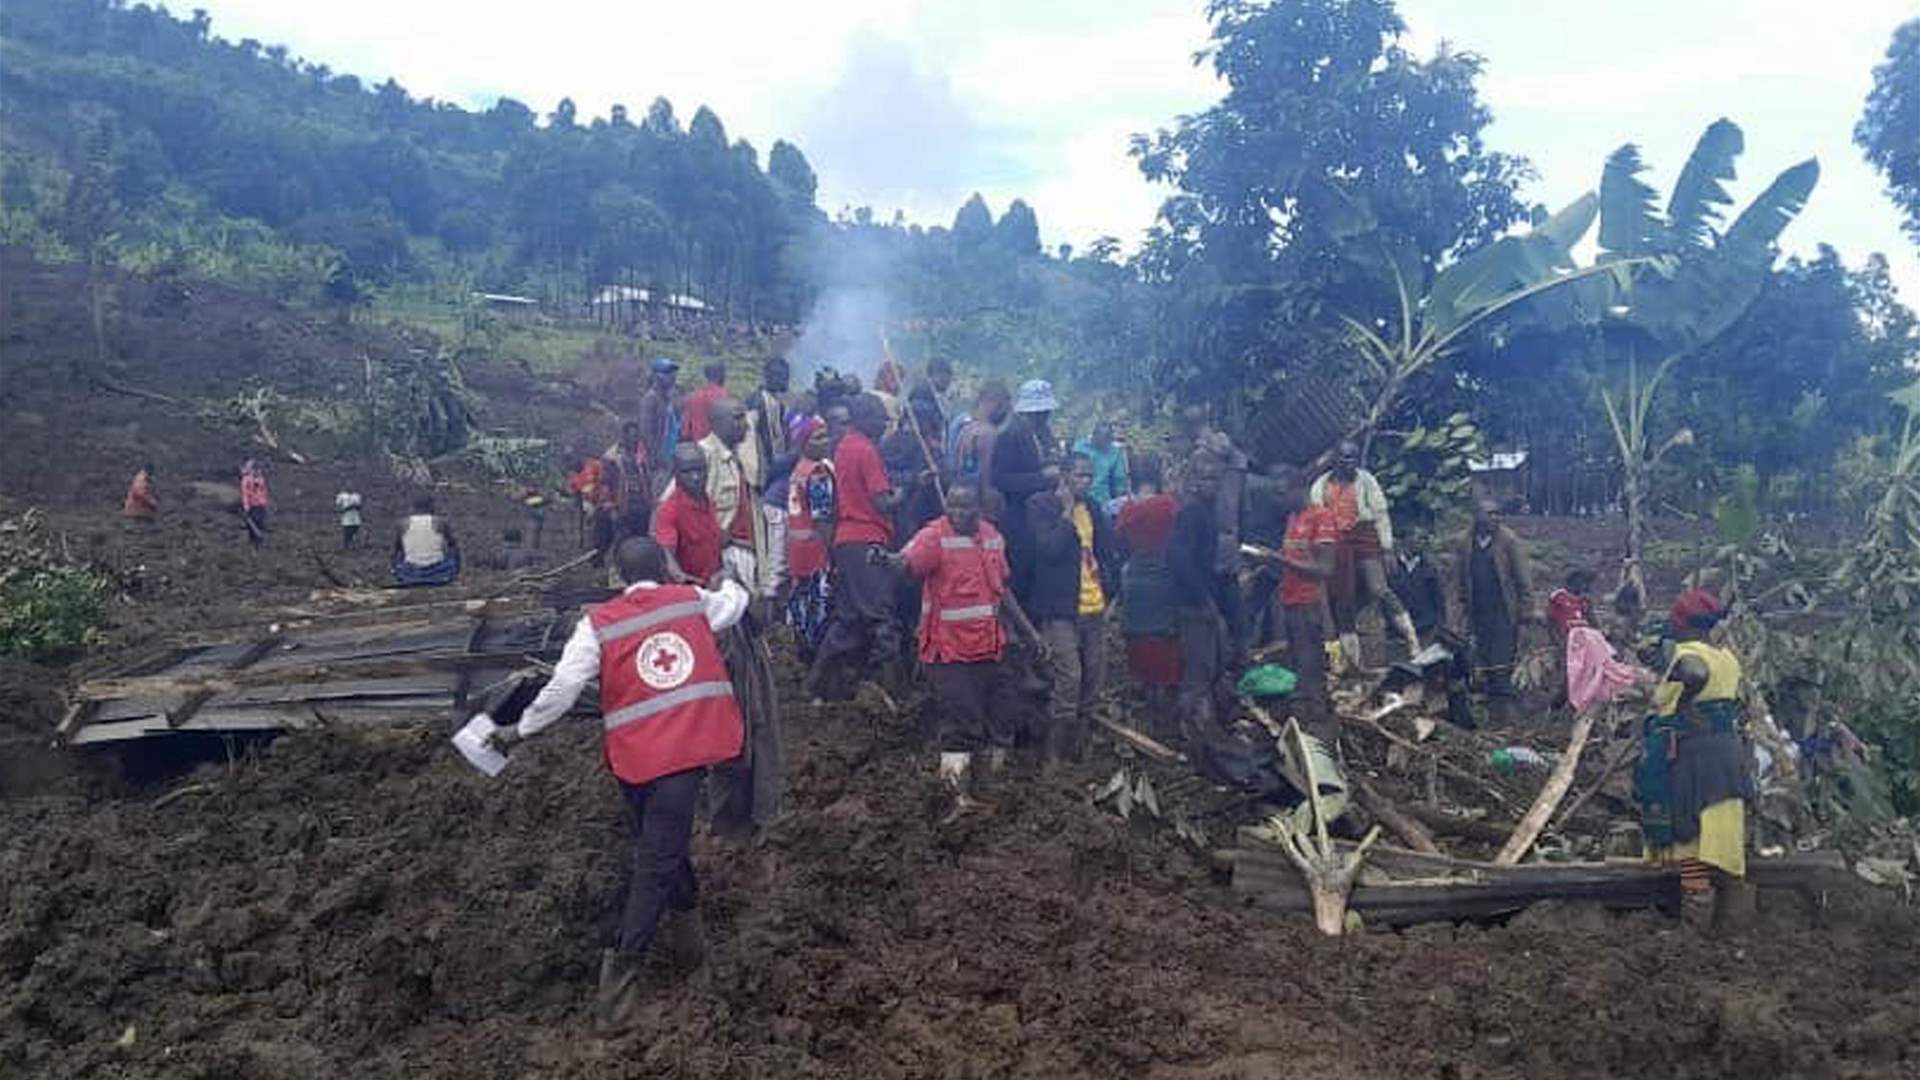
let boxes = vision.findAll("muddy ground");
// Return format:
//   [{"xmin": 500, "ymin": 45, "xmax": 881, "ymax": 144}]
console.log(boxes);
[
  {"xmin": 5, "ymin": 707, "xmax": 1916, "ymax": 1080},
  {"xmin": 3, "ymin": 252, "xmax": 1917, "ymax": 1078}
]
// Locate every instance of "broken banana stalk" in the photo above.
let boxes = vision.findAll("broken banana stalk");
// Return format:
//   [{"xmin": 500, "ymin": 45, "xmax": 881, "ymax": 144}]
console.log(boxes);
[{"xmin": 1260, "ymin": 718, "xmax": 1382, "ymax": 936}]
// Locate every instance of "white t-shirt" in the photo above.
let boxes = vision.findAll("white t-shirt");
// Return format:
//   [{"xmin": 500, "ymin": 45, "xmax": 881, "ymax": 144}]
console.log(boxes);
[
  {"xmin": 335, "ymin": 491, "xmax": 363, "ymax": 527},
  {"xmin": 400, "ymin": 514, "xmax": 447, "ymax": 565}
]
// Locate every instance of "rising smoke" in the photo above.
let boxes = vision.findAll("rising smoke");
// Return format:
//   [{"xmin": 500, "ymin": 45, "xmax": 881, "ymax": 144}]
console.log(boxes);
[{"xmin": 786, "ymin": 220, "xmax": 899, "ymax": 389}]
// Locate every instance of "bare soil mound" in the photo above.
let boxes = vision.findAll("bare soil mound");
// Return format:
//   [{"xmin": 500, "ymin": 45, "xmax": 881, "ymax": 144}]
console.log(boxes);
[{"xmin": 4, "ymin": 703, "xmax": 1915, "ymax": 1080}]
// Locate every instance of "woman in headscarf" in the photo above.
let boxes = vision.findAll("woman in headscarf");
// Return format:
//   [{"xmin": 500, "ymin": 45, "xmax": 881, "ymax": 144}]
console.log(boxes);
[
  {"xmin": 1636, "ymin": 587, "xmax": 1753, "ymax": 926},
  {"xmin": 783, "ymin": 416, "xmax": 836, "ymax": 664}
]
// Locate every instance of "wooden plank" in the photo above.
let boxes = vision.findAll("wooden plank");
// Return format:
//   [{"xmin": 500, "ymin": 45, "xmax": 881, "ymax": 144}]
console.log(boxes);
[
  {"xmin": 213, "ymin": 675, "xmax": 456, "ymax": 706},
  {"xmin": 75, "ymin": 650, "xmax": 544, "ymax": 702},
  {"xmin": 166, "ymin": 634, "xmax": 283, "ymax": 729},
  {"xmin": 174, "ymin": 594, "xmax": 535, "ymax": 646},
  {"xmin": 56, "ymin": 699, "xmax": 97, "ymax": 742}
]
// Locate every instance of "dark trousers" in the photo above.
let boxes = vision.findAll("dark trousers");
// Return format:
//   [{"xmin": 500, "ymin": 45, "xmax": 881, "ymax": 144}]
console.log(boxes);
[
  {"xmin": 928, "ymin": 660, "xmax": 1011, "ymax": 752},
  {"xmin": 711, "ymin": 620, "xmax": 783, "ymax": 832},
  {"xmin": 1472, "ymin": 602, "xmax": 1519, "ymax": 716},
  {"xmin": 1282, "ymin": 602, "xmax": 1332, "ymax": 736},
  {"xmin": 810, "ymin": 543, "xmax": 900, "ymax": 700},
  {"xmin": 590, "ymin": 509, "xmax": 617, "ymax": 565},
  {"xmin": 1176, "ymin": 605, "xmax": 1229, "ymax": 736},
  {"xmin": 616, "ymin": 768, "xmax": 702, "ymax": 957}
]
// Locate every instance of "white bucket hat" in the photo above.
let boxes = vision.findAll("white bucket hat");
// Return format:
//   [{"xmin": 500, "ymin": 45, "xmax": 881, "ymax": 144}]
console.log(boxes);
[{"xmin": 1014, "ymin": 378, "xmax": 1058, "ymax": 414}]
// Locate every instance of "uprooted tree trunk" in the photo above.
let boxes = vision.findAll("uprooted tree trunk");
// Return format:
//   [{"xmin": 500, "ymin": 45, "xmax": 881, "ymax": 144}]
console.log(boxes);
[{"xmin": 1264, "ymin": 719, "xmax": 1383, "ymax": 935}]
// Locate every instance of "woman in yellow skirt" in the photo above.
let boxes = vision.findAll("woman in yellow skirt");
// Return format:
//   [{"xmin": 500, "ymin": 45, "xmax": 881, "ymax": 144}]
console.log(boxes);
[{"xmin": 1636, "ymin": 588, "xmax": 1752, "ymax": 925}]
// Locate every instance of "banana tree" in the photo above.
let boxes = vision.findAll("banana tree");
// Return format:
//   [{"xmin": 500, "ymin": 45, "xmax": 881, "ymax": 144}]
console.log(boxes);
[
  {"xmin": 1334, "ymin": 192, "xmax": 1655, "ymax": 455},
  {"xmin": 1599, "ymin": 350, "xmax": 1695, "ymax": 612},
  {"xmin": 1591, "ymin": 119, "xmax": 1820, "ymax": 602}
]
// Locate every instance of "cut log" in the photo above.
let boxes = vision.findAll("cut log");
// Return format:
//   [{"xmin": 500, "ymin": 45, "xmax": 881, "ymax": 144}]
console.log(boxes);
[
  {"xmin": 1495, "ymin": 711, "xmax": 1596, "ymax": 865},
  {"xmin": 1404, "ymin": 804, "xmax": 1516, "ymax": 846}
]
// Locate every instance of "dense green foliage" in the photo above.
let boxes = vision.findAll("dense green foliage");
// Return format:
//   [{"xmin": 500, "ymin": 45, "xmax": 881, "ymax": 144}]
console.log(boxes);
[
  {"xmin": 0, "ymin": 0, "xmax": 823, "ymax": 317},
  {"xmin": 1132, "ymin": 0, "xmax": 1530, "ymax": 405},
  {"xmin": 0, "ymin": 512, "xmax": 114, "ymax": 662},
  {"xmin": 1856, "ymin": 19, "xmax": 1920, "ymax": 247}
]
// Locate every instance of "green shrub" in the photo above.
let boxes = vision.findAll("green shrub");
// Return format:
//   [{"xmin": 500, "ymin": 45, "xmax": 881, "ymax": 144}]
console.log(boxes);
[{"xmin": 0, "ymin": 512, "xmax": 113, "ymax": 661}]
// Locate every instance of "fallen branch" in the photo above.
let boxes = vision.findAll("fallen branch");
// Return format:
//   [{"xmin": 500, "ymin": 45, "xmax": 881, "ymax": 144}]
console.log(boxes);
[
  {"xmin": 154, "ymin": 782, "xmax": 212, "ymax": 810},
  {"xmin": 94, "ymin": 377, "xmax": 177, "ymax": 406},
  {"xmin": 1495, "ymin": 711, "xmax": 1596, "ymax": 865},
  {"xmin": 311, "ymin": 551, "xmax": 351, "ymax": 588},
  {"xmin": 1335, "ymin": 708, "xmax": 1513, "ymax": 806},
  {"xmin": 1351, "ymin": 774, "xmax": 1442, "ymax": 855},
  {"xmin": 511, "ymin": 549, "xmax": 598, "ymax": 584},
  {"xmin": 1097, "ymin": 716, "xmax": 1184, "ymax": 762}
]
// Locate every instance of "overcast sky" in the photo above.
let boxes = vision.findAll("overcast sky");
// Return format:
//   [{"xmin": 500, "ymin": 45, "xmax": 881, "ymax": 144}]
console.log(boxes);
[{"xmin": 193, "ymin": 0, "xmax": 1918, "ymax": 299}]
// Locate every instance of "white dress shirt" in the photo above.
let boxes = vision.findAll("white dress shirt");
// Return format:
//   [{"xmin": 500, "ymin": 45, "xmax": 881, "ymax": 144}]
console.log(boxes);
[{"xmin": 515, "ymin": 578, "xmax": 749, "ymax": 738}]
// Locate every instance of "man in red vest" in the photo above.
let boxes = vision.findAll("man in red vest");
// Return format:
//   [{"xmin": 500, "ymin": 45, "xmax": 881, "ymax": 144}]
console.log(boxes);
[
  {"xmin": 488, "ymin": 536, "xmax": 748, "ymax": 1022},
  {"xmin": 879, "ymin": 485, "xmax": 1040, "ymax": 818}
]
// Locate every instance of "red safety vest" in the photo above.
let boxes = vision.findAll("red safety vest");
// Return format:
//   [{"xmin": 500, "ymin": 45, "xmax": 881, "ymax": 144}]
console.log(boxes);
[
  {"xmin": 911, "ymin": 518, "xmax": 1009, "ymax": 664},
  {"xmin": 588, "ymin": 584, "xmax": 743, "ymax": 786},
  {"xmin": 787, "ymin": 457, "xmax": 830, "ymax": 579}
]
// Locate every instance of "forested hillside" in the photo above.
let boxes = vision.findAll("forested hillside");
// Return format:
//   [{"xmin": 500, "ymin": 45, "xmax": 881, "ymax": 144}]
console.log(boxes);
[{"xmin": 0, "ymin": 0, "xmax": 831, "ymax": 318}]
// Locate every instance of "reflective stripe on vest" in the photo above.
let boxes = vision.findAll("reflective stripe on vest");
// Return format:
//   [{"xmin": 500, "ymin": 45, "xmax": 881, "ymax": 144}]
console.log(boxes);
[
  {"xmin": 789, "ymin": 527, "xmax": 815, "ymax": 541},
  {"xmin": 602, "ymin": 680, "xmax": 737, "ymax": 732},
  {"xmin": 594, "ymin": 600, "xmax": 708, "ymax": 646},
  {"xmin": 938, "ymin": 604, "xmax": 996, "ymax": 622},
  {"xmin": 939, "ymin": 535, "xmax": 1004, "ymax": 551}
]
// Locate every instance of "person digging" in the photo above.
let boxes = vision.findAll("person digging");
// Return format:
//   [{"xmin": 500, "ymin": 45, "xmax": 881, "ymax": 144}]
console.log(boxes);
[
  {"xmin": 876, "ymin": 484, "xmax": 1043, "ymax": 821},
  {"xmin": 486, "ymin": 536, "xmax": 749, "ymax": 1023}
]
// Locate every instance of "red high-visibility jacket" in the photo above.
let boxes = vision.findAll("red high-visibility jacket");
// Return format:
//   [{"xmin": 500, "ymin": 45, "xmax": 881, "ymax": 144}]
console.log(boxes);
[
  {"xmin": 589, "ymin": 584, "xmax": 742, "ymax": 786},
  {"xmin": 901, "ymin": 517, "xmax": 1009, "ymax": 664}
]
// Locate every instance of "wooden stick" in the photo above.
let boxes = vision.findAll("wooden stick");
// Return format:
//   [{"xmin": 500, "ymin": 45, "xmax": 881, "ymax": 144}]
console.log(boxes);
[
  {"xmin": 882, "ymin": 327, "xmax": 948, "ymax": 507},
  {"xmin": 1495, "ymin": 711, "xmax": 1595, "ymax": 865},
  {"xmin": 93, "ymin": 377, "xmax": 177, "ymax": 405},
  {"xmin": 1096, "ymin": 716, "xmax": 1183, "ymax": 762},
  {"xmin": 1352, "ymin": 774, "xmax": 1442, "ymax": 855},
  {"xmin": 511, "ymin": 549, "xmax": 597, "ymax": 583}
]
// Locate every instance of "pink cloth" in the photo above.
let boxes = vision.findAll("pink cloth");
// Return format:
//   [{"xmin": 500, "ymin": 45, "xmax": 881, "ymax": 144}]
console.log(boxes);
[
  {"xmin": 240, "ymin": 471, "xmax": 270, "ymax": 511},
  {"xmin": 1565, "ymin": 625, "xmax": 1648, "ymax": 714}
]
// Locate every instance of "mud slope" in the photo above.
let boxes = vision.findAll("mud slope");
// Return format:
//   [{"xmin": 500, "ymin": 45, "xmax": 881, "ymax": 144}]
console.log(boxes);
[{"xmin": 3, "ymin": 704, "xmax": 1915, "ymax": 1080}]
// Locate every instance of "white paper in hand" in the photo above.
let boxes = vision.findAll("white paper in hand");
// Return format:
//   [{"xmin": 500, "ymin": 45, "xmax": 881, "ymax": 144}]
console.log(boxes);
[{"xmin": 452, "ymin": 714, "xmax": 508, "ymax": 777}]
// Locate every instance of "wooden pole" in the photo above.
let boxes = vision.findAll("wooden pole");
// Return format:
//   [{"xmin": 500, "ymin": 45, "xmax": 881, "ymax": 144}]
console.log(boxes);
[{"xmin": 1495, "ymin": 710, "xmax": 1596, "ymax": 865}]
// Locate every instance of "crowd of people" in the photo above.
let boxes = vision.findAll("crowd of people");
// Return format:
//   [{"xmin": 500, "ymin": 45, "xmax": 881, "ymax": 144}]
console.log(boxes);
[{"xmin": 120, "ymin": 350, "xmax": 1759, "ymax": 1018}]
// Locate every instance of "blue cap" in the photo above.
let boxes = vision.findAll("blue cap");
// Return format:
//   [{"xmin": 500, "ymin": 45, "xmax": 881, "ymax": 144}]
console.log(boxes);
[{"xmin": 650, "ymin": 356, "xmax": 680, "ymax": 374}]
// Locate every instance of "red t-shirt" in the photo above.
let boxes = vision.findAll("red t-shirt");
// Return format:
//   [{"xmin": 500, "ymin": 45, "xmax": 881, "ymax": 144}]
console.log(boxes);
[
  {"xmin": 832, "ymin": 431, "xmax": 893, "ymax": 547},
  {"xmin": 902, "ymin": 518, "xmax": 1009, "ymax": 663},
  {"xmin": 1279, "ymin": 505, "xmax": 1340, "ymax": 607},
  {"xmin": 680, "ymin": 383, "xmax": 725, "ymax": 442},
  {"xmin": 651, "ymin": 484, "xmax": 723, "ymax": 582},
  {"xmin": 1116, "ymin": 493, "xmax": 1178, "ymax": 554}
]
